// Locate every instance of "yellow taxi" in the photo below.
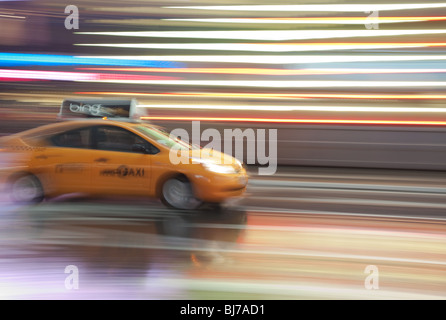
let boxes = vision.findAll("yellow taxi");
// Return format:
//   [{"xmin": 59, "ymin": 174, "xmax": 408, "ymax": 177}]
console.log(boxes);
[{"xmin": 0, "ymin": 100, "xmax": 248, "ymax": 210}]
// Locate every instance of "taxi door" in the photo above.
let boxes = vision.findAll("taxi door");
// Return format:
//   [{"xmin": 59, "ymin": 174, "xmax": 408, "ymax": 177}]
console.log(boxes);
[
  {"xmin": 32, "ymin": 126, "xmax": 93, "ymax": 196},
  {"xmin": 89, "ymin": 125, "xmax": 152, "ymax": 197}
]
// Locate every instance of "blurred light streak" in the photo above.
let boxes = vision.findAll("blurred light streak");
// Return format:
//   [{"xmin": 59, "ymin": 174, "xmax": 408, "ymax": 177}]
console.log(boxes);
[
  {"xmin": 76, "ymin": 42, "xmax": 446, "ymax": 52},
  {"xmin": 141, "ymin": 116, "xmax": 446, "ymax": 126},
  {"xmin": 79, "ymin": 67, "xmax": 446, "ymax": 76},
  {"xmin": 75, "ymin": 92, "xmax": 446, "ymax": 100},
  {"xmin": 96, "ymin": 74, "xmax": 178, "ymax": 81},
  {"xmin": 164, "ymin": 3, "xmax": 446, "ymax": 12},
  {"xmin": 0, "ymin": 78, "xmax": 36, "ymax": 81},
  {"xmin": 77, "ymin": 29, "xmax": 446, "ymax": 41},
  {"xmin": 77, "ymin": 79, "xmax": 446, "ymax": 88},
  {"xmin": 0, "ymin": 53, "xmax": 183, "ymax": 68},
  {"xmin": 0, "ymin": 14, "xmax": 25, "ymax": 19},
  {"xmin": 0, "ymin": 69, "xmax": 178, "ymax": 81},
  {"xmin": 77, "ymin": 55, "xmax": 446, "ymax": 64},
  {"xmin": 138, "ymin": 104, "xmax": 446, "ymax": 113},
  {"xmin": 0, "ymin": 69, "xmax": 97, "ymax": 81},
  {"xmin": 165, "ymin": 17, "xmax": 446, "ymax": 24}
]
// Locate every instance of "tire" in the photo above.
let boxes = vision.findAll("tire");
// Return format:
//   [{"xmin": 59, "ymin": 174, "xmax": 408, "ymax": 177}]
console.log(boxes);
[
  {"xmin": 161, "ymin": 177, "xmax": 202, "ymax": 210},
  {"xmin": 10, "ymin": 174, "xmax": 44, "ymax": 204}
]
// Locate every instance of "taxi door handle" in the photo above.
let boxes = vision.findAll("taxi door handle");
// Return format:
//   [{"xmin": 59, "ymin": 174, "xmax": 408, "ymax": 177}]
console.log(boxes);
[{"xmin": 94, "ymin": 157, "xmax": 109, "ymax": 163}]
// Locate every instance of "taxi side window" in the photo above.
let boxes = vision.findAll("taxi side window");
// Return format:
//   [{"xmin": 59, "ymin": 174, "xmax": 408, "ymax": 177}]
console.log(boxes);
[
  {"xmin": 51, "ymin": 128, "xmax": 91, "ymax": 149},
  {"xmin": 94, "ymin": 126, "xmax": 159, "ymax": 154}
]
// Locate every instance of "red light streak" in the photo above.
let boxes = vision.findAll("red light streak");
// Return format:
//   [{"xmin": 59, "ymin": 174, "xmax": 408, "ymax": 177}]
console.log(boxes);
[{"xmin": 141, "ymin": 116, "xmax": 446, "ymax": 126}]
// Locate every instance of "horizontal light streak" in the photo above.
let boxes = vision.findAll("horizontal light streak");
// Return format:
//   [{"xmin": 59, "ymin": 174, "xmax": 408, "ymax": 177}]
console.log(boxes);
[
  {"xmin": 165, "ymin": 17, "xmax": 446, "ymax": 24},
  {"xmin": 164, "ymin": 3, "xmax": 446, "ymax": 12},
  {"xmin": 75, "ymin": 92, "xmax": 446, "ymax": 100},
  {"xmin": 0, "ymin": 69, "xmax": 177, "ymax": 81},
  {"xmin": 0, "ymin": 69, "xmax": 97, "ymax": 81},
  {"xmin": 0, "ymin": 14, "xmax": 25, "ymax": 19},
  {"xmin": 76, "ymin": 29, "xmax": 446, "ymax": 41},
  {"xmin": 76, "ymin": 55, "xmax": 446, "ymax": 64},
  {"xmin": 76, "ymin": 42, "xmax": 446, "ymax": 52},
  {"xmin": 80, "ymin": 67, "xmax": 446, "ymax": 76},
  {"xmin": 0, "ymin": 52, "xmax": 182, "ymax": 68},
  {"xmin": 90, "ymin": 17, "xmax": 446, "ymax": 27},
  {"xmin": 76, "ymin": 79, "xmax": 446, "ymax": 88},
  {"xmin": 138, "ymin": 104, "xmax": 446, "ymax": 113},
  {"xmin": 0, "ymin": 77, "xmax": 36, "ymax": 82},
  {"xmin": 142, "ymin": 116, "xmax": 446, "ymax": 126}
]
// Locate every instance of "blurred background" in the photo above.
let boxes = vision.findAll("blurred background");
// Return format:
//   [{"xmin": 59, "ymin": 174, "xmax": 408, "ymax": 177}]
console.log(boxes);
[{"xmin": 0, "ymin": 0, "xmax": 446, "ymax": 300}]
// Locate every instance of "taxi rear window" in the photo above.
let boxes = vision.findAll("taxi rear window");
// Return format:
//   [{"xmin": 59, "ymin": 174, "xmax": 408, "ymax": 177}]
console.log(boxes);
[{"xmin": 51, "ymin": 128, "xmax": 91, "ymax": 149}]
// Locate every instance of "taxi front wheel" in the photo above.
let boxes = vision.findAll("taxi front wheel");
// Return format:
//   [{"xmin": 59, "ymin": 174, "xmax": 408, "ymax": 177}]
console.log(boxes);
[
  {"xmin": 10, "ymin": 174, "xmax": 44, "ymax": 204},
  {"xmin": 161, "ymin": 177, "xmax": 202, "ymax": 210}
]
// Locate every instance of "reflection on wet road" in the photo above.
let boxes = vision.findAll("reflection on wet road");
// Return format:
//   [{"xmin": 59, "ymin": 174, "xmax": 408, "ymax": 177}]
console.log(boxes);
[{"xmin": 0, "ymin": 167, "xmax": 445, "ymax": 299}]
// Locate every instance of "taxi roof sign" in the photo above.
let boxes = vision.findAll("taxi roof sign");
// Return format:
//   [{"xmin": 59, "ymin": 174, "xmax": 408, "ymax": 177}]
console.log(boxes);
[{"xmin": 58, "ymin": 98, "xmax": 142, "ymax": 121}]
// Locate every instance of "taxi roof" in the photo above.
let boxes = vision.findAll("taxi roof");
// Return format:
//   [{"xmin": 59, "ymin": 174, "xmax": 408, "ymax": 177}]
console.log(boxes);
[{"xmin": 17, "ymin": 119, "xmax": 162, "ymax": 139}]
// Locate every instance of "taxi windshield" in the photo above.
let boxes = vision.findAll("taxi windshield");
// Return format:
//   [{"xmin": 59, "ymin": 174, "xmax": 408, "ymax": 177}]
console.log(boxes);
[{"xmin": 135, "ymin": 125, "xmax": 198, "ymax": 150}]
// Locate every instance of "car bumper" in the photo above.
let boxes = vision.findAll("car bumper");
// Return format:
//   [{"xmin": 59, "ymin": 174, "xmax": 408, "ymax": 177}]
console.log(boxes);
[{"xmin": 191, "ymin": 171, "xmax": 249, "ymax": 203}]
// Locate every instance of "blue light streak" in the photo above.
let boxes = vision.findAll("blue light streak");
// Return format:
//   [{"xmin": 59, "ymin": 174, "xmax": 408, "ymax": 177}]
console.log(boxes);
[{"xmin": 0, "ymin": 53, "xmax": 184, "ymax": 68}]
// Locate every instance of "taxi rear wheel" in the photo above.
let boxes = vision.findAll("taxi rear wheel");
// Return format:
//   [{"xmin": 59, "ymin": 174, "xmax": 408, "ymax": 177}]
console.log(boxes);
[
  {"xmin": 161, "ymin": 177, "xmax": 202, "ymax": 210},
  {"xmin": 10, "ymin": 174, "xmax": 44, "ymax": 204}
]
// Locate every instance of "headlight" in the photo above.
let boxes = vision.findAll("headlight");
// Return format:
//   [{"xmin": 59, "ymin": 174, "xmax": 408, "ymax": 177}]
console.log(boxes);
[
  {"xmin": 190, "ymin": 157, "xmax": 238, "ymax": 174},
  {"xmin": 202, "ymin": 162, "xmax": 237, "ymax": 174}
]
